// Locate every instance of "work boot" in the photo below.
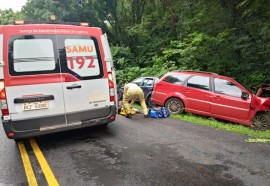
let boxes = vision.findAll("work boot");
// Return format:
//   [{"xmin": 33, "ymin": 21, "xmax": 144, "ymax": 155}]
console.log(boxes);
[
  {"xmin": 126, "ymin": 113, "xmax": 132, "ymax": 119},
  {"xmin": 144, "ymin": 115, "xmax": 148, "ymax": 118}
]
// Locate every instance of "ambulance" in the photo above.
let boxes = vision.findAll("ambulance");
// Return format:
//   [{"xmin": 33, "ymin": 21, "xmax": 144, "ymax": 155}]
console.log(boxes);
[{"xmin": 0, "ymin": 21, "xmax": 117, "ymax": 140}]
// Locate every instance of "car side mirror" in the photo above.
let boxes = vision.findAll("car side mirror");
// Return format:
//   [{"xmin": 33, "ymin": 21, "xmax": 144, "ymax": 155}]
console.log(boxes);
[{"xmin": 241, "ymin": 92, "xmax": 249, "ymax": 99}]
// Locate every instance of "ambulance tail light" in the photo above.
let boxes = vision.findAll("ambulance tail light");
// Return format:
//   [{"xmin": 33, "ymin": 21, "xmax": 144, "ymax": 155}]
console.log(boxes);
[
  {"xmin": 0, "ymin": 81, "xmax": 9, "ymax": 117},
  {"xmin": 108, "ymin": 73, "xmax": 115, "ymax": 103}
]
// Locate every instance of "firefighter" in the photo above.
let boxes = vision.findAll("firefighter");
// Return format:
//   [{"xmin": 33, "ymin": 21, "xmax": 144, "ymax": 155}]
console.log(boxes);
[{"xmin": 123, "ymin": 82, "xmax": 148, "ymax": 118}]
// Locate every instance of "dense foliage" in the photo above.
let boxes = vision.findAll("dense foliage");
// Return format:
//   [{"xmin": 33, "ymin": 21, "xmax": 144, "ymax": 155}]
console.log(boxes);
[
  {"xmin": 0, "ymin": 9, "xmax": 24, "ymax": 25},
  {"xmin": 1, "ymin": 0, "xmax": 269, "ymax": 88}
]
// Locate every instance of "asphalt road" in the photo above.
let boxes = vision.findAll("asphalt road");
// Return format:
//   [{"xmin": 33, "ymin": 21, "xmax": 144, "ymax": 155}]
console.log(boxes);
[{"xmin": 0, "ymin": 114, "xmax": 270, "ymax": 186}]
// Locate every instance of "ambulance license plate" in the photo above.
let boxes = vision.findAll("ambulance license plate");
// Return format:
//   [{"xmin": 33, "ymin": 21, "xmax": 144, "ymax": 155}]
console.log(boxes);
[{"xmin": 23, "ymin": 101, "xmax": 49, "ymax": 111}]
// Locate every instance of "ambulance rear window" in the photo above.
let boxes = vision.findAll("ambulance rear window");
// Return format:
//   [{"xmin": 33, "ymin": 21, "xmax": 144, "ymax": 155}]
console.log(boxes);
[
  {"xmin": 64, "ymin": 38, "xmax": 100, "ymax": 77},
  {"xmin": 13, "ymin": 39, "xmax": 55, "ymax": 72},
  {"xmin": 9, "ymin": 35, "xmax": 60, "ymax": 76},
  {"xmin": 57, "ymin": 35, "xmax": 104, "ymax": 80}
]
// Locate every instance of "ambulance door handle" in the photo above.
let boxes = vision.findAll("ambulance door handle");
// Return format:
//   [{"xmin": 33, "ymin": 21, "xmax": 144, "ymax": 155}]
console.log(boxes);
[
  {"xmin": 14, "ymin": 95, "xmax": 54, "ymax": 103},
  {"xmin": 66, "ymin": 84, "xmax": 82, "ymax": 89}
]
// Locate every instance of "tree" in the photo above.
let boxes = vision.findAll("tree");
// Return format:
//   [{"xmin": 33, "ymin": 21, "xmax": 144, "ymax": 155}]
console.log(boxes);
[
  {"xmin": 20, "ymin": 0, "xmax": 270, "ymax": 87},
  {"xmin": 0, "ymin": 9, "xmax": 25, "ymax": 25}
]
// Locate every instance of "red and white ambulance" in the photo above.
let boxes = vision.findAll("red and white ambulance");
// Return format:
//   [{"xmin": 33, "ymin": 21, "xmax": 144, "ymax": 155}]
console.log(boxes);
[{"xmin": 0, "ymin": 21, "xmax": 117, "ymax": 140}]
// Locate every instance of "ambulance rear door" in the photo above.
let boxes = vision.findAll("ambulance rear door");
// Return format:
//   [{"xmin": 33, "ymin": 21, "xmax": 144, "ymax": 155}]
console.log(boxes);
[
  {"xmin": 55, "ymin": 30, "xmax": 111, "ymax": 125},
  {"xmin": 3, "ymin": 25, "xmax": 67, "ymax": 130}
]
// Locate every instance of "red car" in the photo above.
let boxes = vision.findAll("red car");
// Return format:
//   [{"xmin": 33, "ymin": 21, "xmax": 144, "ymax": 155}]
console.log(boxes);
[{"xmin": 151, "ymin": 70, "xmax": 270, "ymax": 130}]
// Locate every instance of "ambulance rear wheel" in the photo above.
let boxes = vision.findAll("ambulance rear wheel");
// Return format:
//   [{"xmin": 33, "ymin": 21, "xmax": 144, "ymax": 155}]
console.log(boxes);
[
  {"xmin": 100, "ymin": 123, "xmax": 108, "ymax": 129},
  {"xmin": 14, "ymin": 138, "xmax": 23, "ymax": 143}
]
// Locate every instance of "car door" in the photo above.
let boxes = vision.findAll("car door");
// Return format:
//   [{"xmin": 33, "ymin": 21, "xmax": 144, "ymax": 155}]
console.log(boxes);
[
  {"xmin": 210, "ymin": 78, "xmax": 251, "ymax": 120},
  {"xmin": 57, "ymin": 33, "xmax": 111, "ymax": 125},
  {"xmin": 140, "ymin": 78, "xmax": 155, "ymax": 98},
  {"xmin": 132, "ymin": 77, "xmax": 144, "ymax": 99},
  {"xmin": 132, "ymin": 78, "xmax": 144, "ymax": 86},
  {"xmin": 182, "ymin": 75, "xmax": 212, "ymax": 114}
]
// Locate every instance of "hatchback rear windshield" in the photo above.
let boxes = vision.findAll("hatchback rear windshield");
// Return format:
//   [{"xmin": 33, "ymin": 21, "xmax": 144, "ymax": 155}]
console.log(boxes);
[{"xmin": 163, "ymin": 74, "xmax": 190, "ymax": 85}]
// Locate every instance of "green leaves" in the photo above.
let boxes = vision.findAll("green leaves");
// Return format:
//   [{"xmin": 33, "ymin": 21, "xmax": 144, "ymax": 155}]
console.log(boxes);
[
  {"xmin": 0, "ymin": 9, "xmax": 25, "ymax": 25},
  {"xmin": 13, "ymin": 0, "xmax": 270, "ymax": 89}
]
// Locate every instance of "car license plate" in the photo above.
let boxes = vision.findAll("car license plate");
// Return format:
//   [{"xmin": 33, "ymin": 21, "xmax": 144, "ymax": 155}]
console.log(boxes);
[{"xmin": 23, "ymin": 101, "xmax": 49, "ymax": 111}]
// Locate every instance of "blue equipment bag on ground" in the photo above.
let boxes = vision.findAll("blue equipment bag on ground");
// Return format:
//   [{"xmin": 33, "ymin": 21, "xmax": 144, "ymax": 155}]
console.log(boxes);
[
  {"xmin": 161, "ymin": 107, "xmax": 170, "ymax": 118},
  {"xmin": 148, "ymin": 107, "xmax": 170, "ymax": 118}
]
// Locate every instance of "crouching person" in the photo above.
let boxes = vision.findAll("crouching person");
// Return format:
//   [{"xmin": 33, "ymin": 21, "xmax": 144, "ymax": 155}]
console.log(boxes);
[{"xmin": 123, "ymin": 82, "xmax": 148, "ymax": 118}]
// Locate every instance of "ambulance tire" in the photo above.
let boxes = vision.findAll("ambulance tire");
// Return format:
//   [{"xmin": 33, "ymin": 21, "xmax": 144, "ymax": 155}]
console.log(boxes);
[
  {"xmin": 99, "ymin": 123, "xmax": 108, "ymax": 129},
  {"xmin": 14, "ymin": 138, "xmax": 23, "ymax": 143}
]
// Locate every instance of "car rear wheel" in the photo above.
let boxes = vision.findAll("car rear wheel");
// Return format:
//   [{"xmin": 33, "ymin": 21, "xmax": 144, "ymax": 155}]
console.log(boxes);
[
  {"xmin": 165, "ymin": 98, "xmax": 184, "ymax": 114},
  {"xmin": 251, "ymin": 113, "xmax": 270, "ymax": 130},
  {"xmin": 118, "ymin": 92, "xmax": 123, "ymax": 101},
  {"xmin": 146, "ymin": 95, "xmax": 154, "ymax": 107}
]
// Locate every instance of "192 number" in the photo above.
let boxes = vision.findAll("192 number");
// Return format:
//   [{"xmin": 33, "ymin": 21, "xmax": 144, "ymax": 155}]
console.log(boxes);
[{"xmin": 67, "ymin": 56, "xmax": 95, "ymax": 69}]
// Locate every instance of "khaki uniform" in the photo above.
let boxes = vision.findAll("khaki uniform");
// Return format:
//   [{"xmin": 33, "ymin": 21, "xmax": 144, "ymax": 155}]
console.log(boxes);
[{"xmin": 123, "ymin": 83, "xmax": 148, "ymax": 115}]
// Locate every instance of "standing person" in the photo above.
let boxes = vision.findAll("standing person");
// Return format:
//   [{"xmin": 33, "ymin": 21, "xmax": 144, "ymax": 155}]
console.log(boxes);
[{"xmin": 123, "ymin": 82, "xmax": 148, "ymax": 118}]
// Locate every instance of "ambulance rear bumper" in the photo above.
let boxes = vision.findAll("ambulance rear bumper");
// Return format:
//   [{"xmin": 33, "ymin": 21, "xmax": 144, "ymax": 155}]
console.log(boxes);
[{"xmin": 2, "ymin": 106, "xmax": 116, "ymax": 139}]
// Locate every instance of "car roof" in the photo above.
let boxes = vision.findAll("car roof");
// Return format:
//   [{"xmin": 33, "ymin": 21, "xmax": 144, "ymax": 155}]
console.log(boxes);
[
  {"xmin": 166, "ymin": 70, "xmax": 238, "ymax": 82},
  {"xmin": 171, "ymin": 70, "xmax": 218, "ymax": 76},
  {"xmin": 134, "ymin": 76, "xmax": 159, "ymax": 79},
  {"xmin": 142, "ymin": 76, "xmax": 159, "ymax": 78}
]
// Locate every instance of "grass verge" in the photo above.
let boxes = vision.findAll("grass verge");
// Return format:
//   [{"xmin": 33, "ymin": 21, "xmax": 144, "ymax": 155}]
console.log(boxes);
[
  {"xmin": 133, "ymin": 104, "xmax": 270, "ymax": 140},
  {"xmin": 171, "ymin": 113, "xmax": 270, "ymax": 140}
]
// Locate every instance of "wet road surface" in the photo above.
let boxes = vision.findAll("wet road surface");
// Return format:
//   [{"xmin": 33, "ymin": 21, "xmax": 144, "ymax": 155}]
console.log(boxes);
[{"xmin": 0, "ymin": 114, "xmax": 270, "ymax": 185}]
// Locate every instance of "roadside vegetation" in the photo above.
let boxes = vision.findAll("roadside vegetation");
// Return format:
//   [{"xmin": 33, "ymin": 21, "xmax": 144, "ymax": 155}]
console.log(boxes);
[
  {"xmin": 133, "ymin": 104, "xmax": 270, "ymax": 139},
  {"xmin": 171, "ymin": 113, "xmax": 270, "ymax": 140},
  {"xmin": 1, "ymin": 0, "xmax": 269, "ymax": 89}
]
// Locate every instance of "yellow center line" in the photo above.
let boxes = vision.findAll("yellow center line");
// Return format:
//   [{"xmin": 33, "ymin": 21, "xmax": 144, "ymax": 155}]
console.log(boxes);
[
  {"xmin": 29, "ymin": 138, "xmax": 59, "ymax": 186},
  {"xmin": 18, "ymin": 142, "xmax": 38, "ymax": 186}
]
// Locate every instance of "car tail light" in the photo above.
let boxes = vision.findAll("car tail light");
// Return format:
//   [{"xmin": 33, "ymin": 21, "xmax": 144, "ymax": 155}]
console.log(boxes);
[
  {"xmin": 108, "ymin": 73, "xmax": 115, "ymax": 103},
  {"xmin": 0, "ymin": 81, "xmax": 10, "ymax": 118}
]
